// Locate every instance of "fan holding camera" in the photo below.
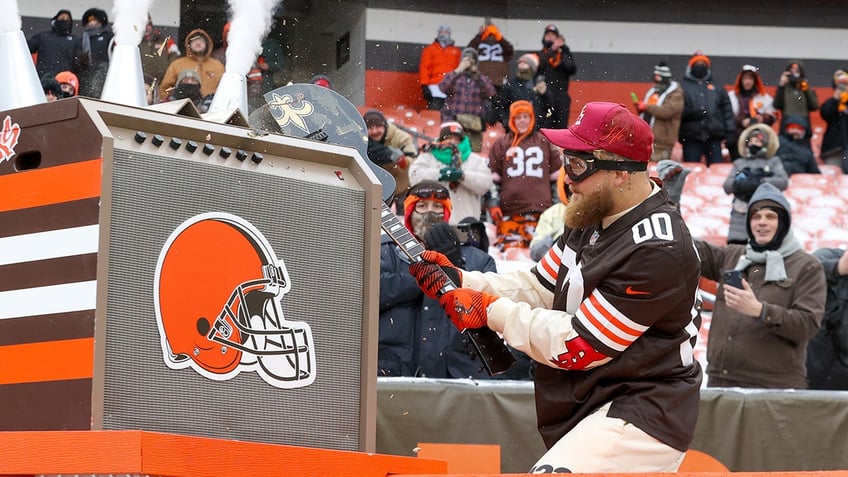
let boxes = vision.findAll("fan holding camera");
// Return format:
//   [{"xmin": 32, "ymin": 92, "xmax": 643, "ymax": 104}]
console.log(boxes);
[
  {"xmin": 774, "ymin": 60, "xmax": 819, "ymax": 146},
  {"xmin": 723, "ymin": 124, "xmax": 788, "ymax": 245}
]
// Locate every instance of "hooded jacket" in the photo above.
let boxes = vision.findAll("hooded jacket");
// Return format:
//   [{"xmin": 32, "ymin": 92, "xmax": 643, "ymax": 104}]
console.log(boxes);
[
  {"xmin": 723, "ymin": 124, "xmax": 788, "ymax": 243},
  {"xmin": 641, "ymin": 80, "xmax": 684, "ymax": 152},
  {"xmin": 159, "ymin": 29, "xmax": 225, "ymax": 101},
  {"xmin": 419, "ymin": 38, "xmax": 461, "ymax": 87},
  {"xmin": 776, "ymin": 114, "xmax": 820, "ymax": 175},
  {"xmin": 28, "ymin": 10, "xmax": 83, "ymax": 79},
  {"xmin": 696, "ymin": 184, "xmax": 825, "ymax": 389},
  {"xmin": 679, "ymin": 65, "xmax": 735, "ymax": 143}
]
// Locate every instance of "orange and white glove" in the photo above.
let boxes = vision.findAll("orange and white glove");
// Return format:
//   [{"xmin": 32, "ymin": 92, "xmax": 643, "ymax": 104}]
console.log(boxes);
[
  {"xmin": 408, "ymin": 250, "xmax": 462, "ymax": 299},
  {"xmin": 439, "ymin": 288, "xmax": 499, "ymax": 331}
]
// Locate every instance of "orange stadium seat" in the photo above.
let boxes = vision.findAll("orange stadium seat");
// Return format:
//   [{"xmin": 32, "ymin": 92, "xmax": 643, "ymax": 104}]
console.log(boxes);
[
  {"xmin": 788, "ymin": 172, "xmax": 834, "ymax": 189},
  {"xmin": 706, "ymin": 162, "xmax": 734, "ymax": 177},
  {"xmin": 785, "ymin": 185, "xmax": 829, "ymax": 205},
  {"xmin": 806, "ymin": 194, "xmax": 847, "ymax": 210},
  {"xmin": 695, "ymin": 169, "xmax": 730, "ymax": 188},
  {"xmin": 819, "ymin": 164, "xmax": 843, "ymax": 177}
]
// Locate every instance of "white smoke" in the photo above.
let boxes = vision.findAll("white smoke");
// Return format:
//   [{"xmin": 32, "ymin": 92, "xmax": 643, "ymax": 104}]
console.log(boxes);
[
  {"xmin": 0, "ymin": 0, "xmax": 22, "ymax": 32},
  {"xmin": 112, "ymin": 0, "xmax": 155, "ymax": 46},
  {"xmin": 225, "ymin": 0, "xmax": 282, "ymax": 76}
]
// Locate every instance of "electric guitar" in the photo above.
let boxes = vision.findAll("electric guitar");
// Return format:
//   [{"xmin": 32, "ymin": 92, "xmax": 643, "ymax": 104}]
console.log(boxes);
[{"xmin": 251, "ymin": 83, "xmax": 515, "ymax": 376}]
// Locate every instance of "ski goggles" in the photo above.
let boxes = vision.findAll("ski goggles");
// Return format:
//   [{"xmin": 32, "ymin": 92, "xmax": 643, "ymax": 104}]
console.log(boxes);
[
  {"xmin": 563, "ymin": 150, "xmax": 647, "ymax": 183},
  {"xmin": 408, "ymin": 183, "xmax": 450, "ymax": 200}
]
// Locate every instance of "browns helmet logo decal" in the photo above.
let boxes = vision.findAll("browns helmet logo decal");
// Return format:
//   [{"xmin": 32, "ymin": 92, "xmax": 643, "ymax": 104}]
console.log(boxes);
[{"xmin": 154, "ymin": 212, "xmax": 316, "ymax": 389}]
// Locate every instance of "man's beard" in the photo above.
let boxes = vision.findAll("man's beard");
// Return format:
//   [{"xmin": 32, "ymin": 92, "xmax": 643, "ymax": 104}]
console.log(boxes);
[{"xmin": 565, "ymin": 184, "xmax": 615, "ymax": 229}]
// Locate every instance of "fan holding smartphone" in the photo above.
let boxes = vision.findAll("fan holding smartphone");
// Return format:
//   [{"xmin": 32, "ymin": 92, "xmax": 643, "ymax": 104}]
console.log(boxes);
[
  {"xmin": 694, "ymin": 183, "xmax": 825, "ymax": 389},
  {"xmin": 722, "ymin": 269, "xmax": 744, "ymax": 289}
]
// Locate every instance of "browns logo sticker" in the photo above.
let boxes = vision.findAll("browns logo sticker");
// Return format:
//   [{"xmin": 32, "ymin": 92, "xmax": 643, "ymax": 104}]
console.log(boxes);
[{"xmin": 154, "ymin": 212, "xmax": 316, "ymax": 389}]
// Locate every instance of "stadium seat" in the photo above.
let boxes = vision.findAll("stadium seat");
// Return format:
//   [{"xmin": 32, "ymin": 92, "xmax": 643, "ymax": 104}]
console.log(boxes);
[
  {"xmin": 789, "ymin": 173, "xmax": 833, "ymax": 189},
  {"xmin": 785, "ymin": 185, "xmax": 826, "ymax": 205},
  {"xmin": 695, "ymin": 169, "xmax": 729, "ymax": 188},
  {"xmin": 689, "ymin": 185, "xmax": 729, "ymax": 205},
  {"xmin": 819, "ymin": 164, "xmax": 843, "ymax": 177},
  {"xmin": 706, "ymin": 162, "xmax": 734, "ymax": 177},
  {"xmin": 806, "ymin": 194, "xmax": 847, "ymax": 210}
]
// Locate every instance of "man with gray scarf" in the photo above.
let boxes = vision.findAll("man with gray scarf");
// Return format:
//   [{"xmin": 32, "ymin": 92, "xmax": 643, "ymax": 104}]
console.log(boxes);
[
  {"xmin": 77, "ymin": 8, "xmax": 114, "ymax": 98},
  {"xmin": 695, "ymin": 183, "xmax": 825, "ymax": 388}
]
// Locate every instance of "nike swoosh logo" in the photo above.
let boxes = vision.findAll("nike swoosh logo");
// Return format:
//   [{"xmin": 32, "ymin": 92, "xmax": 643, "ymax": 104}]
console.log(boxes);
[{"xmin": 625, "ymin": 286, "xmax": 651, "ymax": 295}]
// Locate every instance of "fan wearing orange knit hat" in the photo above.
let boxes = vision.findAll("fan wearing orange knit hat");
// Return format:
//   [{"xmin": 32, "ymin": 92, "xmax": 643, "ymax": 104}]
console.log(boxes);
[
  {"xmin": 486, "ymin": 99, "xmax": 563, "ymax": 251},
  {"xmin": 687, "ymin": 51, "xmax": 711, "ymax": 80},
  {"xmin": 55, "ymin": 71, "xmax": 79, "ymax": 98}
]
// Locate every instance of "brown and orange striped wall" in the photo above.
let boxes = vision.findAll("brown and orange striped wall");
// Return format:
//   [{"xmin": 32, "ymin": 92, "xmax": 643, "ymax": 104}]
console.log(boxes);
[{"xmin": 0, "ymin": 99, "xmax": 104, "ymax": 431}]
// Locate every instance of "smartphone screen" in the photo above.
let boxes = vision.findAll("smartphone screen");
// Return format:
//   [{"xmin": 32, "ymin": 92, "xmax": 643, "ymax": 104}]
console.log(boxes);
[{"xmin": 723, "ymin": 270, "xmax": 743, "ymax": 289}]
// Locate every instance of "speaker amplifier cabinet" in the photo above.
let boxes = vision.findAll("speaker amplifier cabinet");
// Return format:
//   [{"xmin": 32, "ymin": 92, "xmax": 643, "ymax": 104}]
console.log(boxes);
[{"xmin": 0, "ymin": 98, "xmax": 381, "ymax": 452}]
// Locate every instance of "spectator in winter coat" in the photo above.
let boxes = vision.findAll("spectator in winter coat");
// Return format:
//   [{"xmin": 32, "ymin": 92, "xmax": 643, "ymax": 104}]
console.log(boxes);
[
  {"xmin": 806, "ymin": 247, "xmax": 848, "ymax": 390},
  {"xmin": 419, "ymin": 26, "xmax": 462, "ymax": 111},
  {"xmin": 773, "ymin": 60, "xmax": 819, "ymax": 140},
  {"xmin": 378, "ymin": 181, "xmax": 497, "ymax": 377},
  {"xmin": 634, "ymin": 62, "xmax": 683, "ymax": 162},
  {"xmin": 159, "ymin": 29, "xmax": 224, "ymax": 102},
  {"xmin": 724, "ymin": 124, "xmax": 788, "ymax": 245},
  {"xmin": 487, "ymin": 100, "xmax": 562, "ymax": 250},
  {"xmin": 679, "ymin": 52, "xmax": 735, "ymax": 165},
  {"xmin": 467, "ymin": 19, "xmax": 514, "ymax": 94},
  {"xmin": 820, "ymin": 69, "xmax": 848, "ymax": 173},
  {"xmin": 492, "ymin": 53, "xmax": 554, "ymax": 129},
  {"xmin": 727, "ymin": 64, "xmax": 776, "ymax": 160},
  {"xmin": 775, "ymin": 114, "xmax": 820, "ymax": 176},
  {"xmin": 438, "ymin": 47, "xmax": 497, "ymax": 152},
  {"xmin": 28, "ymin": 9, "xmax": 83, "ymax": 80},
  {"xmin": 41, "ymin": 75, "xmax": 64, "ymax": 102},
  {"xmin": 363, "ymin": 109, "xmax": 418, "ymax": 202},
  {"xmin": 77, "ymin": 8, "xmax": 114, "ymax": 98},
  {"xmin": 696, "ymin": 183, "xmax": 825, "ymax": 389},
  {"xmin": 535, "ymin": 24, "xmax": 577, "ymax": 129},
  {"xmin": 409, "ymin": 122, "xmax": 493, "ymax": 224},
  {"xmin": 168, "ymin": 69, "xmax": 213, "ymax": 113}
]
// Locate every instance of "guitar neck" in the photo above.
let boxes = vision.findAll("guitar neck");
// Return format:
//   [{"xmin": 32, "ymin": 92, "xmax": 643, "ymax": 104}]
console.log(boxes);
[{"xmin": 380, "ymin": 203, "xmax": 427, "ymax": 263}]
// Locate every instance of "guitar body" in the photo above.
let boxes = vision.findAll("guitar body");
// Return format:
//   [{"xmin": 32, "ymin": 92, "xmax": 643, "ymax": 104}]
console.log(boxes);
[{"xmin": 249, "ymin": 83, "xmax": 396, "ymax": 202}]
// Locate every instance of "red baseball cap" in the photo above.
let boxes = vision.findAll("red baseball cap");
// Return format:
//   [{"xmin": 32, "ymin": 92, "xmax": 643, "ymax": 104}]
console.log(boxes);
[{"xmin": 540, "ymin": 102, "xmax": 653, "ymax": 163}]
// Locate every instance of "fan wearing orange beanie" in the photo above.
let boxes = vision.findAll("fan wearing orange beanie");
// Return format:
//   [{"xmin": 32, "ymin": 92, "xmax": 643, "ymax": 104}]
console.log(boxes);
[{"xmin": 486, "ymin": 100, "xmax": 563, "ymax": 251}]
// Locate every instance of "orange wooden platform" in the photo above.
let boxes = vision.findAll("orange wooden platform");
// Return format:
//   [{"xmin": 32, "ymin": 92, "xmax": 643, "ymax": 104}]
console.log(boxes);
[
  {"xmin": 0, "ymin": 430, "xmax": 446, "ymax": 477},
  {"xmin": 0, "ymin": 431, "xmax": 845, "ymax": 477}
]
